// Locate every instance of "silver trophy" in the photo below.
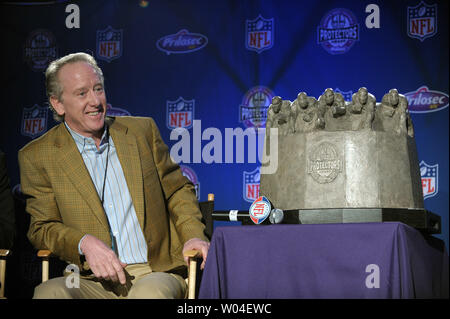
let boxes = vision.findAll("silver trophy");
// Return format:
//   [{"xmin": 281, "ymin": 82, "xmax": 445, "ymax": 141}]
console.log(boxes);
[{"xmin": 260, "ymin": 88, "xmax": 440, "ymax": 233}]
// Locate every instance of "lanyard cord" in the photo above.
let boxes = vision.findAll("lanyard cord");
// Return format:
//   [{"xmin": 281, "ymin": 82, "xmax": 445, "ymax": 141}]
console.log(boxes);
[
  {"xmin": 100, "ymin": 127, "xmax": 119, "ymax": 256},
  {"xmin": 100, "ymin": 133, "xmax": 110, "ymax": 207}
]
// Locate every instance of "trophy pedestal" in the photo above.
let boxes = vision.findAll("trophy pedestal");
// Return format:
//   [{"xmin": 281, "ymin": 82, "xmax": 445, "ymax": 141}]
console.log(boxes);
[{"xmin": 294, "ymin": 208, "xmax": 441, "ymax": 234}]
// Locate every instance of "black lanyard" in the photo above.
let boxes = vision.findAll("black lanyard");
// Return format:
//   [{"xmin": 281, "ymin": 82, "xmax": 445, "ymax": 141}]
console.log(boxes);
[{"xmin": 100, "ymin": 127, "xmax": 119, "ymax": 256}]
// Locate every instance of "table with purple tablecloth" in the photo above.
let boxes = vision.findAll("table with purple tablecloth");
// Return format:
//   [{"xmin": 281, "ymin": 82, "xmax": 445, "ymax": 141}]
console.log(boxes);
[{"xmin": 198, "ymin": 222, "xmax": 449, "ymax": 299}]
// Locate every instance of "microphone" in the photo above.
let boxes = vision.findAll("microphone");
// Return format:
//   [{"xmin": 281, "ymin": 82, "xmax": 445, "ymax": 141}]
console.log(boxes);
[
  {"xmin": 210, "ymin": 196, "xmax": 300, "ymax": 226},
  {"xmin": 248, "ymin": 196, "xmax": 301, "ymax": 225},
  {"xmin": 211, "ymin": 196, "xmax": 274, "ymax": 225},
  {"xmin": 269, "ymin": 208, "xmax": 284, "ymax": 224}
]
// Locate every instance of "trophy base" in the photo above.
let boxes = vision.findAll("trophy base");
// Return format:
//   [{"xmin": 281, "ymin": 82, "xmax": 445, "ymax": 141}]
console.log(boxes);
[{"xmin": 239, "ymin": 208, "xmax": 441, "ymax": 234}]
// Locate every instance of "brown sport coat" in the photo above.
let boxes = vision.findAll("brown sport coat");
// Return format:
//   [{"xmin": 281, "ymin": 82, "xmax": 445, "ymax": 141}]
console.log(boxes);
[{"xmin": 19, "ymin": 116, "xmax": 206, "ymax": 273}]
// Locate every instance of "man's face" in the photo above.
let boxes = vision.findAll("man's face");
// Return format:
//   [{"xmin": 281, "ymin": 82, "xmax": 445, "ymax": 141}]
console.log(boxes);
[
  {"xmin": 298, "ymin": 94, "xmax": 308, "ymax": 108},
  {"xmin": 272, "ymin": 97, "xmax": 282, "ymax": 113},
  {"xmin": 272, "ymin": 102, "xmax": 281, "ymax": 113},
  {"xmin": 52, "ymin": 61, "xmax": 107, "ymax": 139},
  {"xmin": 325, "ymin": 90, "xmax": 334, "ymax": 104},
  {"xmin": 359, "ymin": 90, "xmax": 368, "ymax": 104},
  {"xmin": 389, "ymin": 91, "xmax": 399, "ymax": 106}
]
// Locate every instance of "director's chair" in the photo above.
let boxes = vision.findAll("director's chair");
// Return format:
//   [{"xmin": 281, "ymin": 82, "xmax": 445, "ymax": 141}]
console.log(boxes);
[
  {"xmin": 37, "ymin": 193, "xmax": 215, "ymax": 299},
  {"xmin": 0, "ymin": 249, "xmax": 11, "ymax": 299}
]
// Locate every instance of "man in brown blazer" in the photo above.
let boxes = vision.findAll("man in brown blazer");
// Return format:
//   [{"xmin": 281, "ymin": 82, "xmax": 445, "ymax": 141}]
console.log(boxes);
[{"xmin": 18, "ymin": 52, "xmax": 209, "ymax": 298}]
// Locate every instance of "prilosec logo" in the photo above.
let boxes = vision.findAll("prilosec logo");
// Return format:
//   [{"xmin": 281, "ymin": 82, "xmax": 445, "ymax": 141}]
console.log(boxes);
[
  {"xmin": 317, "ymin": 8, "xmax": 359, "ymax": 54},
  {"xmin": 156, "ymin": 29, "xmax": 208, "ymax": 55},
  {"xmin": 404, "ymin": 86, "xmax": 448, "ymax": 113},
  {"xmin": 249, "ymin": 196, "xmax": 271, "ymax": 224}
]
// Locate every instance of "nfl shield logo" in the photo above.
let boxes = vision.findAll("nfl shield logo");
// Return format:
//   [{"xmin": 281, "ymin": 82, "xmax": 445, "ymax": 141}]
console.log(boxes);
[
  {"xmin": 246, "ymin": 15, "xmax": 274, "ymax": 53},
  {"xmin": 243, "ymin": 167, "xmax": 261, "ymax": 203},
  {"xmin": 407, "ymin": 2, "xmax": 437, "ymax": 41},
  {"xmin": 167, "ymin": 97, "xmax": 194, "ymax": 129},
  {"xmin": 420, "ymin": 161, "xmax": 438, "ymax": 200},
  {"xmin": 97, "ymin": 26, "xmax": 123, "ymax": 62},
  {"xmin": 249, "ymin": 196, "xmax": 271, "ymax": 224},
  {"xmin": 22, "ymin": 104, "xmax": 48, "ymax": 138}
]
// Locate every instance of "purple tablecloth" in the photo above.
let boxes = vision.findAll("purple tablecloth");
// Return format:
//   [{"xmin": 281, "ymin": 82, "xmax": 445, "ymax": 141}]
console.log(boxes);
[{"xmin": 198, "ymin": 222, "xmax": 449, "ymax": 299}]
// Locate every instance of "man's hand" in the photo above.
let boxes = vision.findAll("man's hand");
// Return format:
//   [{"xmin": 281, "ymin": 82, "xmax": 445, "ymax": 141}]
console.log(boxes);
[
  {"xmin": 182, "ymin": 238, "xmax": 210, "ymax": 270},
  {"xmin": 80, "ymin": 234, "xmax": 127, "ymax": 284}
]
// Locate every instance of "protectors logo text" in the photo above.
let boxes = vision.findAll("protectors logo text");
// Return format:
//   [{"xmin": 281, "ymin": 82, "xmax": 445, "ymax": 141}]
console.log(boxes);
[
  {"xmin": 308, "ymin": 142, "xmax": 342, "ymax": 184},
  {"xmin": 407, "ymin": 1, "xmax": 437, "ymax": 41},
  {"xmin": 240, "ymin": 86, "xmax": 275, "ymax": 129},
  {"xmin": 180, "ymin": 165, "xmax": 200, "ymax": 200},
  {"xmin": 156, "ymin": 29, "xmax": 208, "ymax": 55},
  {"xmin": 167, "ymin": 97, "xmax": 194, "ymax": 129},
  {"xmin": 243, "ymin": 167, "xmax": 261, "ymax": 203},
  {"xmin": 23, "ymin": 29, "xmax": 58, "ymax": 72},
  {"xmin": 317, "ymin": 8, "xmax": 359, "ymax": 54},
  {"xmin": 420, "ymin": 161, "xmax": 438, "ymax": 200},
  {"xmin": 21, "ymin": 104, "xmax": 48, "ymax": 138},
  {"xmin": 249, "ymin": 196, "xmax": 271, "ymax": 224},
  {"xmin": 404, "ymin": 86, "xmax": 448, "ymax": 113},
  {"xmin": 97, "ymin": 26, "xmax": 123, "ymax": 62},
  {"xmin": 246, "ymin": 15, "xmax": 274, "ymax": 53}
]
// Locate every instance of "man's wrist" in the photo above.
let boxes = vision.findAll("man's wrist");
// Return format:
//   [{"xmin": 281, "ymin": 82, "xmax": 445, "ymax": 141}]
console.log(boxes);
[{"xmin": 78, "ymin": 234, "xmax": 88, "ymax": 255}]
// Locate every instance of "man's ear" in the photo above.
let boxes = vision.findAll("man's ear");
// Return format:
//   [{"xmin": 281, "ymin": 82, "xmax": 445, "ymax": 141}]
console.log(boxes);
[{"xmin": 50, "ymin": 96, "xmax": 65, "ymax": 116}]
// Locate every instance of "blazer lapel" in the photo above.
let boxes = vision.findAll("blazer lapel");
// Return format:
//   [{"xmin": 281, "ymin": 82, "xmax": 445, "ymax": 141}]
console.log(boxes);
[
  {"xmin": 109, "ymin": 121, "xmax": 145, "ymax": 231},
  {"xmin": 54, "ymin": 124, "xmax": 110, "ymax": 232}
]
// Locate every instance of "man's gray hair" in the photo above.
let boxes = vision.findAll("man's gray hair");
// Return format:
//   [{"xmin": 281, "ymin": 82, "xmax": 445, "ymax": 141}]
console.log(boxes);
[{"xmin": 45, "ymin": 52, "xmax": 104, "ymax": 122}]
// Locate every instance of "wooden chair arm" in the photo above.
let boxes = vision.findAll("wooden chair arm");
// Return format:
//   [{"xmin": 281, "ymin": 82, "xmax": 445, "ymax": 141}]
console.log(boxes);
[
  {"xmin": 0, "ymin": 249, "xmax": 11, "ymax": 298},
  {"xmin": 0, "ymin": 249, "xmax": 11, "ymax": 258},
  {"xmin": 37, "ymin": 250, "xmax": 53, "ymax": 282},
  {"xmin": 183, "ymin": 249, "xmax": 201, "ymax": 259},
  {"xmin": 37, "ymin": 250, "xmax": 52, "ymax": 258},
  {"xmin": 183, "ymin": 249, "xmax": 202, "ymax": 299}
]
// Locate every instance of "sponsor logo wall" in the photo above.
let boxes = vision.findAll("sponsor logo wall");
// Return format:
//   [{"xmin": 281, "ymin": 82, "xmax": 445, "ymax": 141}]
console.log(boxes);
[{"xmin": 2, "ymin": 0, "xmax": 448, "ymax": 252}]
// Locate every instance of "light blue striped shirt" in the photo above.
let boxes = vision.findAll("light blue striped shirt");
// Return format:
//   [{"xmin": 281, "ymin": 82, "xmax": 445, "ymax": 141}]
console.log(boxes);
[{"xmin": 65, "ymin": 123, "xmax": 148, "ymax": 264}]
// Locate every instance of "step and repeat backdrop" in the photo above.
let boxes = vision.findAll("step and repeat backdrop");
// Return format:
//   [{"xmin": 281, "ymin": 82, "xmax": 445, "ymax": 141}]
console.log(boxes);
[{"xmin": 0, "ymin": 0, "xmax": 448, "ymax": 254}]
